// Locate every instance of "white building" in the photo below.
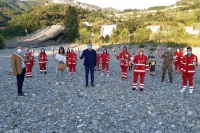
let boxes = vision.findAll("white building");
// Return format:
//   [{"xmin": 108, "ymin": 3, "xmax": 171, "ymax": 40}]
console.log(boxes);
[
  {"xmin": 53, "ymin": 0, "xmax": 65, "ymax": 4},
  {"xmin": 146, "ymin": 25, "xmax": 161, "ymax": 33},
  {"xmin": 184, "ymin": 27, "xmax": 200, "ymax": 36},
  {"xmin": 100, "ymin": 24, "xmax": 117, "ymax": 37}
]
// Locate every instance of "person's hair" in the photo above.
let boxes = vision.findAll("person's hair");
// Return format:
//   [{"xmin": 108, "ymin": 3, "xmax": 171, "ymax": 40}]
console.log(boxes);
[
  {"xmin": 123, "ymin": 46, "xmax": 127, "ymax": 50},
  {"xmin": 138, "ymin": 48, "xmax": 145, "ymax": 54},
  {"xmin": 58, "ymin": 47, "xmax": 65, "ymax": 54},
  {"xmin": 41, "ymin": 48, "xmax": 46, "ymax": 53},
  {"xmin": 88, "ymin": 42, "xmax": 92, "ymax": 45},
  {"xmin": 103, "ymin": 48, "xmax": 107, "ymax": 53},
  {"xmin": 167, "ymin": 45, "xmax": 171, "ymax": 48},
  {"xmin": 187, "ymin": 47, "xmax": 192, "ymax": 50},
  {"xmin": 66, "ymin": 48, "xmax": 70, "ymax": 54},
  {"xmin": 17, "ymin": 44, "xmax": 22, "ymax": 48}
]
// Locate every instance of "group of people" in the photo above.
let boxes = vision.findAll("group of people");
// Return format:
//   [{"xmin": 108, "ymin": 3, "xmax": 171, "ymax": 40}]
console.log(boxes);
[{"xmin": 11, "ymin": 42, "xmax": 198, "ymax": 96}]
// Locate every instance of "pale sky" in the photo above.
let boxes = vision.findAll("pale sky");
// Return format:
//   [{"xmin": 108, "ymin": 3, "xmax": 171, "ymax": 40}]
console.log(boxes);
[{"xmin": 78, "ymin": 0, "xmax": 179, "ymax": 10}]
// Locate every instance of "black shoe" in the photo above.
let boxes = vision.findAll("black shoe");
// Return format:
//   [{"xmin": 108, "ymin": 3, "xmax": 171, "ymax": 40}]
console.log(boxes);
[
  {"xmin": 44, "ymin": 71, "xmax": 47, "ymax": 74},
  {"xmin": 18, "ymin": 92, "xmax": 25, "ymax": 96},
  {"xmin": 94, "ymin": 70, "xmax": 96, "ymax": 71},
  {"xmin": 40, "ymin": 72, "xmax": 42, "ymax": 74},
  {"xmin": 170, "ymin": 78, "xmax": 172, "ymax": 83},
  {"xmin": 132, "ymin": 88, "xmax": 136, "ymax": 91},
  {"xmin": 161, "ymin": 77, "xmax": 164, "ymax": 82},
  {"xmin": 140, "ymin": 88, "xmax": 143, "ymax": 91},
  {"xmin": 86, "ymin": 83, "xmax": 88, "ymax": 87},
  {"xmin": 91, "ymin": 83, "xmax": 94, "ymax": 87}
]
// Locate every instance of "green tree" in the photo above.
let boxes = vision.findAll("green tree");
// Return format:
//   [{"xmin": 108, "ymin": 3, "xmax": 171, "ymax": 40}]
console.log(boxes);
[
  {"xmin": 104, "ymin": 34, "xmax": 110, "ymax": 43},
  {"xmin": 0, "ymin": 35, "xmax": 5, "ymax": 49},
  {"xmin": 63, "ymin": 6, "xmax": 79, "ymax": 42},
  {"xmin": 118, "ymin": 28, "xmax": 130, "ymax": 43},
  {"xmin": 133, "ymin": 28, "xmax": 151, "ymax": 43},
  {"xmin": 79, "ymin": 28, "xmax": 90, "ymax": 44}
]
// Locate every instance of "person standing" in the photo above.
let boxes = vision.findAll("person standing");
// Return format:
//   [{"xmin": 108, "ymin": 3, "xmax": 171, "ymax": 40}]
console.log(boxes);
[
  {"xmin": 54, "ymin": 47, "xmax": 66, "ymax": 85},
  {"xmin": 148, "ymin": 52, "xmax": 154, "ymax": 68},
  {"xmin": 158, "ymin": 45, "xmax": 174, "ymax": 83},
  {"xmin": 180, "ymin": 47, "xmax": 198, "ymax": 94},
  {"xmin": 132, "ymin": 48, "xmax": 149, "ymax": 91},
  {"xmin": 38, "ymin": 48, "xmax": 48, "ymax": 74},
  {"xmin": 68, "ymin": 48, "xmax": 77, "ymax": 76},
  {"xmin": 115, "ymin": 46, "xmax": 130, "ymax": 80},
  {"xmin": 24, "ymin": 48, "xmax": 35, "ymax": 77},
  {"xmin": 11, "ymin": 45, "xmax": 31, "ymax": 96},
  {"xmin": 79, "ymin": 42, "xmax": 96, "ymax": 87},
  {"xmin": 100, "ymin": 48, "xmax": 110, "ymax": 77},
  {"xmin": 174, "ymin": 48, "xmax": 183, "ymax": 74},
  {"xmin": 65, "ymin": 48, "xmax": 70, "ymax": 70},
  {"xmin": 95, "ymin": 50, "xmax": 101, "ymax": 71},
  {"xmin": 129, "ymin": 53, "xmax": 135, "ymax": 71},
  {"xmin": 149, "ymin": 57, "xmax": 156, "ymax": 76}
]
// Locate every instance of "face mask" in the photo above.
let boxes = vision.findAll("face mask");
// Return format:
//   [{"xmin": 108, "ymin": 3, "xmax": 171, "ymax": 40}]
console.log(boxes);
[
  {"xmin": 140, "ymin": 52, "xmax": 143, "ymax": 55},
  {"xmin": 187, "ymin": 51, "xmax": 191, "ymax": 55},
  {"xmin": 17, "ymin": 49, "xmax": 22, "ymax": 53},
  {"xmin": 88, "ymin": 46, "xmax": 92, "ymax": 49},
  {"xmin": 167, "ymin": 48, "xmax": 171, "ymax": 51},
  {"xmin": 103, "ymin": 51, "xmax": 106, "ymax": 53},
  {"xmin": 41, "ymin": 50, "xmax": 44, "ymax": 52},
  {"xmin": 177, "ymin": 49, "xmax": 180, "ymax": 52}
]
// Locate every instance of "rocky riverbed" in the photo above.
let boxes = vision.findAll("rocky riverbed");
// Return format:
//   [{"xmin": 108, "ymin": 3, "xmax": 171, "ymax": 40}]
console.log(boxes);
[{"xmin": 0, "ymin": 44, "xmax": 200, "ymax": 133}]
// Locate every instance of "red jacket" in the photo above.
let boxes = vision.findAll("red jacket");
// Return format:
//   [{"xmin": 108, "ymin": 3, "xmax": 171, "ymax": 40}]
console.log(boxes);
[
  {"xmin": 96, "ymin": 53, "xmax": 101, "ymax": 63},
  {"xmin": 132, "ymin": 54, "xmax": 149, "ymax": 73},
  {"xmin": 101, "ymin": 52, "xmax": 110, "ymax": 64},
  {"xmin": 24, "ymin": 52, "xmax": 35, "ymax": 65},
  {"xmin": 116, "ymin": 50, "xmax": 130, "ymax": 67},
  {"xmin": 181, "ymin": 54, "xmax": 198, "ymax": 74},
  {"xmin": 39, "ymin": 52, "xmax": 48, "ymax": 64},
  {"xmin": 174, "ymin": 51, "xmax": 183, "ymax": 63},
  {"xmin": 68, "ymin": 52, "xmax": 77, "ymax": 65}
]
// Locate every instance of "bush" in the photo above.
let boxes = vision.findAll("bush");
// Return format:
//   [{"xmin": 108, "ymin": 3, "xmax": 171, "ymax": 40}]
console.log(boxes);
[
  {"xmin": 150, "ymin": 47, "xmax": 156, "ymax": 51},
  {"xmin": 138, "ymin": 43, "xmax": 145, "ymax": 48},
  {"xmin": 151, "ymin": 43, "xmax": 158, "ymax": 47},
  {"xmin": 0, "ymin": 35, "xmax": 5, "ymax": 49}
]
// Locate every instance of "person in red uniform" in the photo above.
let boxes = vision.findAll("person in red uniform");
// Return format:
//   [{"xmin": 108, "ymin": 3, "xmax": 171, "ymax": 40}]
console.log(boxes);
[
  {"xmin": 65, "ymin": 48, "xmax": 70, "ymax": 70},
  {"xmin": 38, "ymin": 48, "xmax": 48, "ymax": 74},
  {"xmin": 95, "ymin": 50, "xmax": 101, "ymax": 71},
  {"xmin": 115, "ymin": 46, "xmax": 130, "ymax": 80},
  {"xmin": 180, "ymin": 47, "xmax": 198, "ymax": 94},
  {"xmin": 68, "ymin": 48, "xmax": 77, "ymax": 75},
  {"xmin": 174, "ymin": 48, "xmax": 183, "ymax": 74},
  {"xmin": 24, "ymin": 48, "xmax": 35, "ymax": 77},
  {"xmin": 100, "ymin": 48, "xmax": 110, "ymax": 77},
  {"xmin": 132, "ymin": 48, "xmax": 149, "ymax": 91}
]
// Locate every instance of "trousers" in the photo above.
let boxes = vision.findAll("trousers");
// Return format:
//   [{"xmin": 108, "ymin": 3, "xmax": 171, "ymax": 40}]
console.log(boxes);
[
  {"xmin": 16, "ymin": 68, "xmax": 26, "ymax": 93},
  {"xmin": 182, "ymin": 73, "xmax": 194, "ymax": 90},
  {"xmin": 102, "ymin": 63, "xmax": 109, "ymax": 74},
  {"xmin": 133, "ymin": 72, "xmax": 145, "ymax": 89},
  {"xmin": 120, "ymin": 66, "xmax": 128, "ymax": 80},
  {"xmin": 85, "ymin": 65, "xmax": 95, "ymax": 84}
]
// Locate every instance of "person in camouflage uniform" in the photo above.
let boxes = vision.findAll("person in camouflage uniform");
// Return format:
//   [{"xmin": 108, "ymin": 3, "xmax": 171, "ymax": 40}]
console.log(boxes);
[{"xmin": 158, "ymin": 45, "xmax": 174, "ymax": 83}]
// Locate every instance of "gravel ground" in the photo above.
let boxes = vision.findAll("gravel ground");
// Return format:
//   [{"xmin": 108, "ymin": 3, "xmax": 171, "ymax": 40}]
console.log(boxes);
[{"xmin": 0, "ymin": 44, "xmax": 200, "ymax": 133}]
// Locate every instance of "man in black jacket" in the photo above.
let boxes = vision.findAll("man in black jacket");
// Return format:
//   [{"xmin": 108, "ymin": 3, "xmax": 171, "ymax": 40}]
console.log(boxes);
[{"xmin": 80, "ymin": 42, "xmax": 96, "ymax": 87}]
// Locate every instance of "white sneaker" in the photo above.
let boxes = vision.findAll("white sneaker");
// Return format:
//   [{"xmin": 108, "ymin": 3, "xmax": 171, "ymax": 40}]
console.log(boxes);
[
  {"xmin": 100, "ymin": 73, "xmax": 104, "ymax": 77},
  {"xmin": 55, "ymin": 82, "xmax": 59, "ymax": 86},
  {"xmin": 180, "ymin": 89, "xmax": 185, "ymax": 93},
  {"xmin": 61, "ymin": 82, "xmax": 65, "ymax": 85},
  {"xmin": 189, "ymin": 89, "xmax": 193, "ymax": 94},
  {"xmin": 106, "ymin": 74, "xmax": 109, "ymax": 77}
]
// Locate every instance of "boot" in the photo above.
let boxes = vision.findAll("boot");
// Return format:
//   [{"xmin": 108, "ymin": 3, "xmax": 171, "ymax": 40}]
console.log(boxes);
[
  {"xmin": 170, "ymin": 78, "xmax": 172, "ymax": 83},
  {"xmin": 161, "ymin": 77, "xmax": 164, "ymax": 82}
]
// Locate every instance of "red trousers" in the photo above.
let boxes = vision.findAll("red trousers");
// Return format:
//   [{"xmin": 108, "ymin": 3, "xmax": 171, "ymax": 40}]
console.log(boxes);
[
  {"xmin": 69, "ymin": 64, "xmax": 76, "ymax": 74},
  {"xmin": 120, "ymin": 66, "xmax": 128, "ymax": 80},
  {"xmin": 39, "ymin": 63, "xmax": 46, "ymax": 72},
  {"xmin": 182, "ymin": 73, "xmax": 194, "ymax": 89},
  {"xmin": 133, "ymin": 72, "xmax": 145, "ymax": 89},
  {"xmin": 26, "ymin": 64, "xmax": 33, "ymax": 77},
  {"xmin": 174, "ymin": 62, "xmax": 181, "ymax": 72},
  {"xmin": 102, "ymin": 63, "xmax": 109, "ymax": 74}
]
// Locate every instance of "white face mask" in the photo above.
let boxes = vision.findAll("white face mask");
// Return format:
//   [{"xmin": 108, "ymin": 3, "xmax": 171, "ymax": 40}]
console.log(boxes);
[
  {"xmin": 168, "ymin": 48, "xmax": 171, "ymax": 51},
  {"xmin": 17, "ymin": 49, "xmax": 22, "ymax": 53},
  {"xmin": 139, "ymin": 52, "xmax": 143, "ymax": 55}
]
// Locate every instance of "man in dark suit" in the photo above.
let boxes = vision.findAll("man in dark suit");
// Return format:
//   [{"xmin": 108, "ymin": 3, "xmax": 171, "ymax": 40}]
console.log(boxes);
[
  {"xmin": 80, "ymin": 42, "xmax": 96, "ymax": 87},
  {"xmin": 11, "ymin": 45, "xmax": 30, "ymax": 96}
]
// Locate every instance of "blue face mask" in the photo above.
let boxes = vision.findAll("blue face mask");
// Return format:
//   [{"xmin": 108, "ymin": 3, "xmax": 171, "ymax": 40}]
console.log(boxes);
[
  {"xmin": 88, "ymin": 46, "xmax": 92, "ymax": 49},
  {"xmin": 187, "ymin": 51, "xmax": 191, "ymax": 55}
]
